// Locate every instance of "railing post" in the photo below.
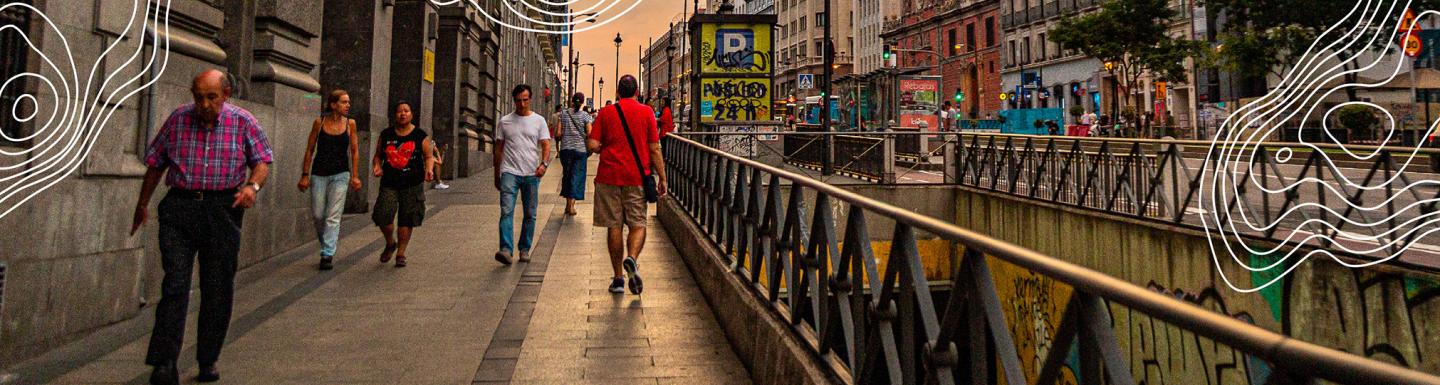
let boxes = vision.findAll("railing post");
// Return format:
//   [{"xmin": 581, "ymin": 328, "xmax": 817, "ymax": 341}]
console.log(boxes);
[
  {"xmin": 883, "ymin": 127, "xmax": 897, "ymax": 184},
  {"xmin": 942, "ymin": 133, "xmax": 957, "ymax": 184}
]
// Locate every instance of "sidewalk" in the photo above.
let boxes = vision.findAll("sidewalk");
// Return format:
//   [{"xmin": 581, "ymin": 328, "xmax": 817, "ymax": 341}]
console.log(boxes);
[{"xmin": 11, "ymin": 157, "xmax": 750, "ymax": 384}]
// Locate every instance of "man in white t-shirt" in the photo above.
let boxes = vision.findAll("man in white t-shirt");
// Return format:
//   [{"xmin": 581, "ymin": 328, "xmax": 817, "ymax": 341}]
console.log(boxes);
[{"xmin": 493, "ymin": 84, "xmax": 552, "ymax": 265}]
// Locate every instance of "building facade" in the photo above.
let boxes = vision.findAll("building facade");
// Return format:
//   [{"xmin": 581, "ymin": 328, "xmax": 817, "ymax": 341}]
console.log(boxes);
[
  {"xmin": 775, "ymin": 0, "xmax": 855, "ymax": 100},
  {"xmin": 0, "ymin": 0, "xmax": 509, "ymax": 362},
  {"xmin": 1000, "ymin": 0, "xmax": 1199, "ymax": 130},
  {"xmin": 853, "ymin": 0, "xmax": 899, "ymax": 75},
  {"xmin": 881, "ymin": 0, "xmax": 1002, "ymax": 119}
]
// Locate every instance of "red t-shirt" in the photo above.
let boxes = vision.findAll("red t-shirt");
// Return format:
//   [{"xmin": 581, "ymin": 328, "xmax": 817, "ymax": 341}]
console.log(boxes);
[
  {"xmin": 659, "ymin": 107, "xmax": 675, "ymax": 137},
  {"xmin": 591, "ymin": 99, "xmax": 659, "ymax": 186}
]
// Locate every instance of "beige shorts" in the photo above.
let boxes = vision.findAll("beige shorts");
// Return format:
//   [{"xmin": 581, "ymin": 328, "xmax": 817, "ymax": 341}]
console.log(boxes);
[{"xmin": 593, "ymin": 182, "xmax": 647, "ymax": 228}]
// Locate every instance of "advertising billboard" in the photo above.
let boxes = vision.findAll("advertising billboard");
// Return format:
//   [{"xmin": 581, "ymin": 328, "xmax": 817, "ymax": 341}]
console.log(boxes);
[{"xmin": 898, "ymin": 76, "xmax": 941, "ymax": 130}]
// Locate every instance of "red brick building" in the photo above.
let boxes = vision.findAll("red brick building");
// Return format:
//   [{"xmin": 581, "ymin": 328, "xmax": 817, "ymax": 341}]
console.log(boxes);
[{"xmin": 880, "ymin": 0, "xmax": 1002, "ymax": 119}]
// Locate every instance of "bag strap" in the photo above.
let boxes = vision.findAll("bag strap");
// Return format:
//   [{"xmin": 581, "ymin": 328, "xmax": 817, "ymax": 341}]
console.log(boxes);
[
  {"xmin": 564, "ymin": 110, "xmax": 583, "ymax": 139},
  {"xmin": 613, "ymin": 104, "xmax": 649, "ymax": 178}
]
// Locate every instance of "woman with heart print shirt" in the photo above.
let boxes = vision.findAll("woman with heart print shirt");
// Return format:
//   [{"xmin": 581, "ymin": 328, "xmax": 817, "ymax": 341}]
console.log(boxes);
[{"xmin": 371, "ymin": 100, "xmax": 435, "ymax": 267}]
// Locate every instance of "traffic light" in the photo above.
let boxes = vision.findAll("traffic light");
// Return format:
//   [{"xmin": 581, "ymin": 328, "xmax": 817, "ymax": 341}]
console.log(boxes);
[
  {"xmin": 954, "ymin": 88, "xmax": 964, "ymax": 103},
  {"xmin": 882, "ymin": 44, "xmax": 892, "ymax": 61}
]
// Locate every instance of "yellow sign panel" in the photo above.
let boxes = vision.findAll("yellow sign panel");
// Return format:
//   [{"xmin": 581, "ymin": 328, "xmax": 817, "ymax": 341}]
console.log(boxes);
[
  {"xmin": 699, "ymin": 78, "xmax": 771, "ymax": 122},
  {"xmin": 423, "ymin": 50, "xmax": 436, "ymax": 84},
  {"xmin": 698, "ymin": 23, "xmax": 772, "ymax": 75}
]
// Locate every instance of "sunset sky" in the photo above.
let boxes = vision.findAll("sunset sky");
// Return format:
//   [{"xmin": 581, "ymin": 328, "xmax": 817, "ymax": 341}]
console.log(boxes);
[{"xmin": 563, "ymin": 0, "xmax": 688, "ymax": 101}]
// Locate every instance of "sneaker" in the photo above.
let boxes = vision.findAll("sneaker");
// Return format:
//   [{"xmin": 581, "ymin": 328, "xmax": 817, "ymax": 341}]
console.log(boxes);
[
  {"xmin": 318, "ymin": 256, "xmax": 333, "ymax": 271},
  {"xmin": 623, "ymin": 257, "xmax": 643, "ymax": 295},
  {"xmin": 435, "ymin": 182, "xmax": 450, "ymax": 190},
  {"xmin": 608, "ymin": 277, "xmax": 626, "ymax": 294},
  {"xmin": 518, "ymin": 250, "xmax": 531, "ymax": 263},
  {"xmin": 495, "ymin": 250, "xmax": 513, "ymax": 265}
]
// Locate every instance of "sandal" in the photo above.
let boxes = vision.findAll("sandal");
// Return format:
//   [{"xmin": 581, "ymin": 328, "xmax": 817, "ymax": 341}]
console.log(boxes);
[
  {"xmin": 380, "ymin": 242, "xmax": 397, "ymax": 263},
  {"xmin": 394, "ymin": 255, "xmax": 407, "ymax": 268}
]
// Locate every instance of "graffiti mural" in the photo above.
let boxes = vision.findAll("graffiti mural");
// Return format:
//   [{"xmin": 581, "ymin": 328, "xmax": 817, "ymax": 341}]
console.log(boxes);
[
  {"xmin": 698, "ymin": 23, "xmax": 772, "ymax": 74},
  {"xmin": 1122, "ymin": 284, "xmax": 1272, "ymax": 385},
  {"xmin": 700, "ymin": 78, "xmax": 772, "ymax": 122},
  {"xmin": 988, "ymin": 256, "xmax": 1080, "ymax": 385}
]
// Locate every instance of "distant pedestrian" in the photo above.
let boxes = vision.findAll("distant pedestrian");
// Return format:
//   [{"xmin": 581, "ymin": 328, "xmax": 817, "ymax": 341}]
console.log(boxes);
[
  {"xmin": 432, "ymin": 141, "xmax": 450, "ymax": 190},
  {"xmin": 940, "ymin": 101, "xmax": 952, "ymax": 131},
  {"xmin": 131, "ymin": 69, "xmax": 274, "ymax": 385},
  {"xmin": 587, "ymin": 75, "xmax": 667, "ymax": 295},
  {"xmin": 298, "ymin": 89, "xmax": 361, "ymax": 271},
  {"xmin": 372, "ymin": 100, "xmax": 435, "ymax": 268},
  {"xmin": 554, "ymin": 92, "xmax": 594, "ymax": 216},
  {"xmin": 493, "ymin": 84, "xmax": 552, "ymax": 265},
  {"xmin": 658, "ymin": 97, "xmax": 675, "ymax": 137}
]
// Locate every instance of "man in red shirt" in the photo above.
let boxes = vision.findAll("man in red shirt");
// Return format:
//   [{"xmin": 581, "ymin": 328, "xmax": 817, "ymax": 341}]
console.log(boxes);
[{"xmin": 587, "ymin": 75, "xmax": 668, "ymax": 295}]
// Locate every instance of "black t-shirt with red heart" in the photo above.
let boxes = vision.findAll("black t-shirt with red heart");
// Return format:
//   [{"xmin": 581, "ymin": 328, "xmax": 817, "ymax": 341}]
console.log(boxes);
[{"xmin": 378, "ymin": 125, "xmax": 427, "ymax": 188}]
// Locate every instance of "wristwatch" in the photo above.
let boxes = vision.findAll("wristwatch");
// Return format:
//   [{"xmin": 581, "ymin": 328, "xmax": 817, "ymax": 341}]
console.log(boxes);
[{"xmin": 244, "ymin": 182, "xmax": 262, "ymax": 193}]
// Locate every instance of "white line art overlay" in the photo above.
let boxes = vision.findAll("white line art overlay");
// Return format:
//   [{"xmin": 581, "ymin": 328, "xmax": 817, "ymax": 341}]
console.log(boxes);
[
  {"xmin": 1202, "ymin": 0, "xmax": 1440, "ymax": 292},
  {"xmin": 429, "ymin": 0, "xmax": 643, "ymax": 35},
  {"xmin": 0, "ymin": 0, "xmax": 171, "ymax": 220}
]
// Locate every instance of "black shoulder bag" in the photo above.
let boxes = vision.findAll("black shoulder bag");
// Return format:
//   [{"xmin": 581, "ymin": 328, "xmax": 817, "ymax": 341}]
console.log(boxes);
[{"xmin": 613, "ymin": 104, "xmax": 658, "ymax": 203}]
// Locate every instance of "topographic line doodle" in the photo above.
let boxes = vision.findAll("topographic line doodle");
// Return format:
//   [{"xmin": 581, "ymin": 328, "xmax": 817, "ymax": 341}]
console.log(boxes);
[
  {"xmin": 1202, "ymin": 0, "xmax": 1440, "ymax": 292},
  {"xmin": 430, "ymin": 0, "xmax": 644, "ymax": 35},
  {"xmin": 0, "ymin": 0, "xmax": 171, "ymax": 221}
]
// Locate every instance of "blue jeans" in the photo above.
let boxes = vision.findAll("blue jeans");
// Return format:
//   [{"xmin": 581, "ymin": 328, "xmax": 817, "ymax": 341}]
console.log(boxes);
[
  {"xmin": 559, "ymin": 149, "xmax": 588, "ymax": 200},
  {"xmin": 499, "ymin": 173, "xmax": 540, "ymax": 253},
  {"xmin": 309, "ymin": 172, "xmax": 349, "ymax": 257}
]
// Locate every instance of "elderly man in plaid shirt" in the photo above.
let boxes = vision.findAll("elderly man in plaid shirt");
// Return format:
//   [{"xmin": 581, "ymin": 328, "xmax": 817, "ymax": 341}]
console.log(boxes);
[{"xmin": 130, "ymin": 69, "xmax": 274, "ymax": 385}]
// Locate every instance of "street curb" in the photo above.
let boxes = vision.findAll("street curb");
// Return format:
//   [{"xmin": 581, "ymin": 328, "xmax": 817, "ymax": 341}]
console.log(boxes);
[{"xmin": 657, "ymin": 197, "xmax": 848, "ymax": 385}]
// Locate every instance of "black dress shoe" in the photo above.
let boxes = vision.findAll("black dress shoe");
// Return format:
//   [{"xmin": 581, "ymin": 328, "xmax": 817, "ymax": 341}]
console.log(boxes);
[
  {"xmin": 149, "ymin": 362, "xmax": 178, "ymax": 385},
  {"xmin": 319, "ymin": 256, "xmax": 334, "ymax": 270},
  {"xmin": 197, "ymin": 364, "xmax": 220, "ymax": 382}
]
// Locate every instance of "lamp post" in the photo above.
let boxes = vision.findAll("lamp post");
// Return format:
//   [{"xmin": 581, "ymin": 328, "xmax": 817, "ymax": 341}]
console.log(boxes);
[
  {"xmin": 614, "ymin": 33, "xmax": 623, "ymax": 91},
  {"xmin": 666, "ymin": 28, "xmax": 676, "ymax": 100},
  {"xmin": 578, "ymin": 63, "xmax": 596, "ymax": 106},
  {"xmin": 599, "ymin": 77, "xmax": 605, "ymax": 104},
  {"xmin": 821, "ymin": 0, "xmax": 833, "ymax": 175},
  {"xmin": 566, "ymin": 13, "xmax": 598, "ymax": 101}
]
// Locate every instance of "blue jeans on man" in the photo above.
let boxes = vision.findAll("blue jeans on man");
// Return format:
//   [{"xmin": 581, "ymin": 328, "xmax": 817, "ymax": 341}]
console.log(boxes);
[{"xmin": 499, "ymin": 172, "xmax": 540, "ymax": 254}]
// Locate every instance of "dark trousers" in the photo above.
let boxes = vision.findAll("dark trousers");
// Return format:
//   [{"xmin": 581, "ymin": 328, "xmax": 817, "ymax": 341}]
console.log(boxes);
[{"xmin": 145, "ymin": 190, "xmax": 244, "ymax": 367}]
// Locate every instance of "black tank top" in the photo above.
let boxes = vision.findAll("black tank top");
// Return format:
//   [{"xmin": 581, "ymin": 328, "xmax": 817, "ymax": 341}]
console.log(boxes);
[{"xmin": 312, "ymin": 119, "xmax": 350, "ymax": 176}]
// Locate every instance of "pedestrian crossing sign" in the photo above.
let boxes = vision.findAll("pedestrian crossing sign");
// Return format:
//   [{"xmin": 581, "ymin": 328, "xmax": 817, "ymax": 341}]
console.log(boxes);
[{"xmin": 798, "ymin": 74, "xmax": 814, "ymax": 89}]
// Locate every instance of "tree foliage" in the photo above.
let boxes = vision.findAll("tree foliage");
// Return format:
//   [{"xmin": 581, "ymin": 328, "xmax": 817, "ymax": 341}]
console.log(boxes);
[{"xmin": 1049, "ymin": 0, "xmax": 1202, "ymax": 133}]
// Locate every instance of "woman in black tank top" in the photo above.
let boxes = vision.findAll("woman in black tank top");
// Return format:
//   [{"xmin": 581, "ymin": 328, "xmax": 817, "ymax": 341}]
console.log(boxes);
[{"xmin": 298, "ymin": 90, "xmax": 362, "ymax": 270}]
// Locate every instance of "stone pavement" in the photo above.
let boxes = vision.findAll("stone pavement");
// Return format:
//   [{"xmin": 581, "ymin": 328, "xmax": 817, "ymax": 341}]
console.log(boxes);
[{"xmin": 6, "ymin": 157, "xmax": 751, "ymax": 385}]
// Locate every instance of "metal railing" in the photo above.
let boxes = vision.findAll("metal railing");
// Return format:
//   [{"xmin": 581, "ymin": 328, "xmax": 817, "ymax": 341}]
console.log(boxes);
[
  {"xmin": 663, "ymin": 134, "xmax": 1440, "ymax": 385},
  {"xmin": 954, "ymin": 132, "xmax": 1440, "ymax": 263}
]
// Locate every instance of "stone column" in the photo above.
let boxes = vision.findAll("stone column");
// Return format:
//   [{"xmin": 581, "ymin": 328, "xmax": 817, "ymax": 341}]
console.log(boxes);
[
  {"xmin": 389, "ymin": 0, "xmax": 439, "ymax": 136},
  {"xmin": 322, "ymin": 0, "xmax": 394, "ymax": 212}
]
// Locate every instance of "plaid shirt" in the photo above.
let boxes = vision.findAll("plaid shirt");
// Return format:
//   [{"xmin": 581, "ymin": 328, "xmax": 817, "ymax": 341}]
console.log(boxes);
[{"xmin": 144, "ymin": 103, "xmax": 274, "ymax": 190}]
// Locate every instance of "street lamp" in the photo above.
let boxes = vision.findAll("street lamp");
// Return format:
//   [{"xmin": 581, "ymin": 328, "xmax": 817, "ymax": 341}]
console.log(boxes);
[
  {"xmin": 566, "ymin": 13, "xmax": 598, "ymax": 99},
  {"xmin": 666, "ymin": 28, "xmax": 676, "ymax": 99},
  {"xmin": 577, "ymin": 63, "xmax": 596, "ymax": 105},
  {"xmin": 599, "ymin": 77, "xmax": 605, "ymax": 104},
  {"xmin": 614, "ymin": 33, "xmax": 623, "ymax": 92}
]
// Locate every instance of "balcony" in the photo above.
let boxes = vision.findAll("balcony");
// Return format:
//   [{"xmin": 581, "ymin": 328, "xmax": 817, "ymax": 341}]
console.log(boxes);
[
  {"xmin": 1001, "ymin": 13, "xmax": 1014, "ymax": 29},
  {"xmin": 1045, "ymin": 1, "xmax": 1059, "ymax": 18},
  {"xmin": 1061, "ymin": 0, "xmax": 1074, "ymax": 14},
  {"xmin": 1018, "ymin": 9, "xmax": 1028, "ymax": 25}
]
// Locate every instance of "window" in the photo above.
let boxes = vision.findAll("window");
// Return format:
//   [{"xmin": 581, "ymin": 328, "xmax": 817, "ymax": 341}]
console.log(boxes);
[
  {"xmin": 0, "ymin": 4, "xmax": 31, "ymax": 145},
  {"xmin": 1022, "ymin": 36, "xmax": 1030, "ymax": 63},
  {"xmin": 948, "ymin": 29, "xmax": 957, "ymax": 55},
  {"xmin": 816, "ymin": 12, "xmax": 825, "ymax": 28},
  {"xmin": 800, "ymin": 16, "xmax": 807, "ymax": 32},
  {"xmin": 1038, "ymin": 33, "xmax": 1047, "ymax": 61},
  {"xmin": 967, "ymin": 24, "xmax": 976, "ymax": 52},
  {"xmin": 986, "ymin": 17, "xmax": 995, "ymax": 47},
  {"xmin": 1009, "ymin": 40, "xmax": 1016, "ymax": 66}
]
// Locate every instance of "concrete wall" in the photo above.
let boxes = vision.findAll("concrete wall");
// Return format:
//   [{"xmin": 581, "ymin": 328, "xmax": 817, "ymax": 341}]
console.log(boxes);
[{"xmin": 953, "ymin": 187, "xmax": 1440, "ymax": 383}]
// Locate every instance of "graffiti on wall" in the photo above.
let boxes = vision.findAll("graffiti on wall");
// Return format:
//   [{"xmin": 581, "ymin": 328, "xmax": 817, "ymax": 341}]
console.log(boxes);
[
  {"xmin": 699, "ymin": 78, "xmax": 772, "ymax": 122},
  {"xmin": 698, "ymin": 23, "xmax": 772, "ymax": 74},
  {"xmin": 988, "ymin": 256, "xmax": 1080, "ymax": 385}
]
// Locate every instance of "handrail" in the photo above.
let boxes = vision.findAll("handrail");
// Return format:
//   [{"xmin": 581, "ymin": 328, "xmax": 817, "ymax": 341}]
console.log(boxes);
[{"xmin": 663, "ymin": 133, "xmax": 1440, "ymax": 384}]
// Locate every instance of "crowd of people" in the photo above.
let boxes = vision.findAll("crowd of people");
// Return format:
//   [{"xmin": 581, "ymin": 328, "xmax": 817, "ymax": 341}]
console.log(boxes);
[{"xmin": 129, "ymin": 70, "xmax": 672, "ymax": 385}]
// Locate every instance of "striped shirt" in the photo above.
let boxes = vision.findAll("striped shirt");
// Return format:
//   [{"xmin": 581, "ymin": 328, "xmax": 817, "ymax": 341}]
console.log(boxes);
[
  {"xmin": 144, "ymin": 103, "xmax": 274, "ymax": 190},
  {"xmin": 556, "ymin": 109, "xmax": 593, "ymax": 152}
]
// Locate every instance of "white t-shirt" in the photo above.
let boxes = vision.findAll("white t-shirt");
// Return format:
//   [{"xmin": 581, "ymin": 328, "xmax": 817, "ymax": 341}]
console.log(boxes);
[{"xmin": 496, "ymin": 112, "xmax": 552, "ymax": 177}]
